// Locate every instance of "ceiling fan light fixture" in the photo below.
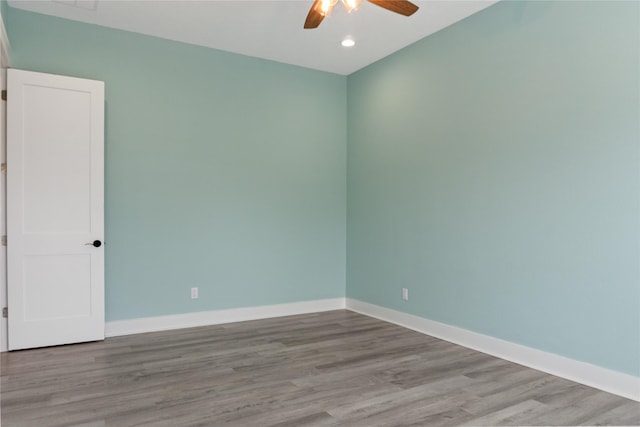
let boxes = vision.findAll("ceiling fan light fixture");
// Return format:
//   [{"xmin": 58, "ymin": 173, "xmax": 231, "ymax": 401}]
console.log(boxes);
[
  {"xmin": 304, "ymin": 0, "xmax": 419, "ymax": 29},
  {"xmin": 342, "ymin": 0, "xmax": 364, "ymax": 13},
  {"xmin": 320, "ymin": 0, "xmax": 339, "ymax": 16}
]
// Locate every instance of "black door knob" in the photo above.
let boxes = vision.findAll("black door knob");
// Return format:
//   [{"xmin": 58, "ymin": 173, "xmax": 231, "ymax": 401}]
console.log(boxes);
[{"xmin": 85, "ymin": 240, "xmax": 102, "ymax": 247}]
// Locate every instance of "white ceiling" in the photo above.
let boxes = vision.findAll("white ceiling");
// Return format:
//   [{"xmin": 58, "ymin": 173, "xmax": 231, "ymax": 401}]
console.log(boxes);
[{"xmin": 8, "ymin": 0, "xmax": 499, "ymax": 75}]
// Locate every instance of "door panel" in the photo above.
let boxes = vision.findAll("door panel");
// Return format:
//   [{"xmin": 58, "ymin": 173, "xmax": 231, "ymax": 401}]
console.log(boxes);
[
  {"xmin": 7, "ymin": 69, "xmax": 105, "ymax": 350},
  {"xmin": 22, "ymin": 85, "xmax": 92, "ymax": 234},
  {"xmin": 23, "ymin": 254, "xmax": 92, "ymax": 320}
]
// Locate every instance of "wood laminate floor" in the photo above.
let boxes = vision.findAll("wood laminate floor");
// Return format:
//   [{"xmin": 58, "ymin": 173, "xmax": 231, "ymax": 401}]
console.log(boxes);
[{"xmin": 1, "ymin": 310, "xmax": 639, "ymax": 426}]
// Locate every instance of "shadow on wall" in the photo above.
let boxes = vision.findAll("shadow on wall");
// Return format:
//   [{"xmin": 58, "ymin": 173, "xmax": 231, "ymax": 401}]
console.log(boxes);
[{"xmin": 464, "ymin": 1, "xmax": 554, "ymax": 37}]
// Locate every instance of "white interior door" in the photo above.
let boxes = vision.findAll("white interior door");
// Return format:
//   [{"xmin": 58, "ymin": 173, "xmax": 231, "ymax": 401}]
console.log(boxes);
[{"xmin": 7, "ymin": 69, "xmax": 104, "ymax": 350}]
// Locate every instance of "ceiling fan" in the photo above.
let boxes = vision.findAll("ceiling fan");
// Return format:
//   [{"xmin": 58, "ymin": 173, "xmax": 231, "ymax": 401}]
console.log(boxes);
[{"xmin": 304, "ymin": 0, "xmax": 419, "ymax": 29}]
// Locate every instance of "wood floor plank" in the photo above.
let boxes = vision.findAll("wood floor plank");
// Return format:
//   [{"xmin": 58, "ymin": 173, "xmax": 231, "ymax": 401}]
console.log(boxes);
[
  {"xmin": 526, "ymin": 390, "xmax": 636, "ymax": 426},
  {"xmin": 581, "ymin": 400, "xmax": 640, "ymax": 426},
  {"xmin": 459, "ymin": 399, "xmax": 547, "ymax": 426},
  {"xmin": 1, "ymin": 310, "xmax": 638, "ymax": 426}
]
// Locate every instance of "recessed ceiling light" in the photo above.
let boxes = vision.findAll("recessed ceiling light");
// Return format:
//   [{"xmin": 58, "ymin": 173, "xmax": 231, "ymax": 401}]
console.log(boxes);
[{"xmin": 341, "ymin": 38, "xmax": 355, "ymax": 47}]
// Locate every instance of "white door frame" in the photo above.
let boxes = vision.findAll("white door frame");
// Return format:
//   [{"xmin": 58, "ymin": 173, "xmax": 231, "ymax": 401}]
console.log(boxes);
[{"xmin": 0, "ymin": 10, "xmax": 12, "ymax": 353}]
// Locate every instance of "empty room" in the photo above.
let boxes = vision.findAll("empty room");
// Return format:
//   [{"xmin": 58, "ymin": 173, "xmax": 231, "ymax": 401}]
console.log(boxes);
[{"xmin": 0, "ymin": 0, "xmax": 638, "ymax": 425}]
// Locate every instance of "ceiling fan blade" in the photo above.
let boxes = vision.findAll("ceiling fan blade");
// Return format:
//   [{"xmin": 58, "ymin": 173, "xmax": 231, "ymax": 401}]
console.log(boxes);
[
  {"xmin": 367, "ymin": 0, "xmax": 419, "ymax": 16},
  {"xmin": 304, "ymin": 0, "xmax": 326, "ymax": 28}
]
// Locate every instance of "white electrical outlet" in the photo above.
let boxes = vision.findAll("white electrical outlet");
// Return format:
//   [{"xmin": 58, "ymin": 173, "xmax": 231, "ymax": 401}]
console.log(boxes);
[
  {"xmin": 191, "ymin": 287, "xmax": 199, "ymax": 299},
  {"xmin": 402, "ymin": 288, "xmax": 409, "ymax": 301}
]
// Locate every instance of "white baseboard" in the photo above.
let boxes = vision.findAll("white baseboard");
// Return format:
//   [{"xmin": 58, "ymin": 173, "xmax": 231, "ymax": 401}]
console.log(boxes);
[
  {"xmin": 105, "ymin": 297, "xmax": 346, "ymax": 337},
  {"xmin": 346, "ymin": 298, "xmax": 640, "ymax": 402}
]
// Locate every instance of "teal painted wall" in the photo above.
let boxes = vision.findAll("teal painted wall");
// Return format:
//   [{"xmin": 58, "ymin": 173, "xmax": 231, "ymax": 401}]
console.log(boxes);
[
  {"xmin": 1, "ymin": 1, "xmax": 7, "ymax": 27},
  {"xmin": 7, "ymin": 8, "xmax": 347, "ymax": 321},
  {"xmin": 347, "ymin": 1, "xmax": 639, "ymax": 377}
]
